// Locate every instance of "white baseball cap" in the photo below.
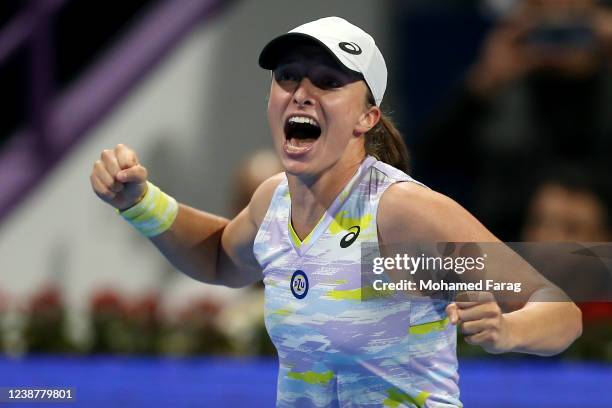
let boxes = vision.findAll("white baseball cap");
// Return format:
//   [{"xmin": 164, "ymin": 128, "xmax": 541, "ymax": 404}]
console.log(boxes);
[{"xmin": 258, "ymin": 16, "xmax": 387, "ymax": 106}]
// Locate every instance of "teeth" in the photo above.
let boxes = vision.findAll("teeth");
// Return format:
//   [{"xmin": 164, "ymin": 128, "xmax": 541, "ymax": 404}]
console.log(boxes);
[{"xmin": 288, "ymin": 116, "xmax": 319, "ymax": 127}]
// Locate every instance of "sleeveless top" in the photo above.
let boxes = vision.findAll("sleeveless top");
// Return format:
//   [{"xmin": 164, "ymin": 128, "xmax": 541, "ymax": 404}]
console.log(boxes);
[{"xmin": 253, "ymin": 156, "xmax": 461, "ymax": 408}]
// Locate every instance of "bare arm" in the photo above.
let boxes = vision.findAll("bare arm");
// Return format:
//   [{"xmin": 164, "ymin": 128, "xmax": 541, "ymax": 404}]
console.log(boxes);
[
  {"xmin": 377, "ymin": 182, "xmax": 582, "ymax": 356},
  {"xmin": 149, "ymin": 174, "xmax": 283, "ymax": 288},
  {"xmin": 90, "ymin": 143, "xmax": 283, "ymax": 288}
]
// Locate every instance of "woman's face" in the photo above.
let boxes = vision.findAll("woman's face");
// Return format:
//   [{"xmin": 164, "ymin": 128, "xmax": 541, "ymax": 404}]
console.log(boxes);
[{"xmin": 267, "ymin": 44, "xmax": 380, "ymax": 178}]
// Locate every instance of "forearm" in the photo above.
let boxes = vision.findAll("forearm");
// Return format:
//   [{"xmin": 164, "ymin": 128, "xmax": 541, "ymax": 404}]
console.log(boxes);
[
  {"xmin": 504, "ymin": 289, "xmax": 583, "ymax": 356},
  {"xmin": 92, "ymin": 145, "xmax": 260, "ymax": 287},
  {"xmin": 150, "ymin": 203, "xmax": 231, "ymax": 285}
]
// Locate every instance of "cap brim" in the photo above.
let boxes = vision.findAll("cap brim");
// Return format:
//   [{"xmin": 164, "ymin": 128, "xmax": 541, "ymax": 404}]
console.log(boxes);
[{"xmin": 258, "ymin": 33, "xmax": 359, "ymax": 75}]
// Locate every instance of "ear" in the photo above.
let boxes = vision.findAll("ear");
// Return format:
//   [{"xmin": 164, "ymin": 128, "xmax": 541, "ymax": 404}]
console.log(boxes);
[{"xmin": 354, "ymin": 105, "xmax": 381, "ymax": 136}]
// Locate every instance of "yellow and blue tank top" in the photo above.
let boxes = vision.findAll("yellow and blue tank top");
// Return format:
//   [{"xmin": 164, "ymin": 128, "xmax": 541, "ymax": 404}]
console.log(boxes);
[{"xmin": 253, "ymin": 156, "xmax": 461, "ymax": 408}]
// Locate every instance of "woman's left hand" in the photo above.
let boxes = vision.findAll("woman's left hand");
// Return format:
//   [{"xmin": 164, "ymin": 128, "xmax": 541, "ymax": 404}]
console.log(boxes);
[{"xmin": 446, "ymin": 292, "xmax": 514, "ymax": 354}]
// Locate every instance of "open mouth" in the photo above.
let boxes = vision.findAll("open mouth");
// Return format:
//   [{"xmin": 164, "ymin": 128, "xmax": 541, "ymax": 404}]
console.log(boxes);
[{"xmin": 284, "ymin": 116, "xmax": 322, "ymax": 150}]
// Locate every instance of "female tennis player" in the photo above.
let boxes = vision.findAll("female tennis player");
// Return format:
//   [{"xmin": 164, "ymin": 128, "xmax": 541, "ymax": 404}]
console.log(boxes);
[{"xmin": 90, "ymin": 17, "xmax": 582, "ymax": 408}]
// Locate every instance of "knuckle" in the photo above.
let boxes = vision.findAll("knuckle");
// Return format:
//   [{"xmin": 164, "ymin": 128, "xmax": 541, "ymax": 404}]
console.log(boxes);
[
  {"xmin": 94, "ymin": 165, "xmax": 106, "ymax": 177},
  {"xmin": 483, "ymin": 303, "xmax": 496, "ymax": 315},
  {"xmin": 116, "ymin": 143, "xmax": 132, "ymax": 156},
  {"xmin": 98, "ymin": 178, "xmax": 111, "ymax": 189},
  {"xmin": 489, "ymin": 304, "xmax": 501, "ymax": 316},
  {"xmin": 95, "ymin": 187, "xmax": 110, "ymax": 199},
  {"xmin": 101, "ymin": 149, "xmax": 113, "ymax": 160},
  {"xmin": 101, "ymin": 187, "xmax": 115, "ymax": 198}
]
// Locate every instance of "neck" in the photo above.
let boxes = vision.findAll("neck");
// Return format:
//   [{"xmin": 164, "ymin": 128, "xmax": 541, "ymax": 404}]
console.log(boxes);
[{"xmin": 287, "ymin": 154, "xmax": 365, "ymax": 235}]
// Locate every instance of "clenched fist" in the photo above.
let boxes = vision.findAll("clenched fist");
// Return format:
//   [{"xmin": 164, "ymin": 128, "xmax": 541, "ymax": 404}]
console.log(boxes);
[
  {"xmin": 90, "ymin": 144, "xmax": 149, "ymax": 211},
  {"xmin": 446, "ymin": 291, "xmax": 513, "ymax": 354}
]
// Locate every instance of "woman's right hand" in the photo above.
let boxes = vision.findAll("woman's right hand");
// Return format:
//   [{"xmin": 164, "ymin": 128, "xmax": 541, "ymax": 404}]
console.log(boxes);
[{"xmin": 90, "ymin": 144, "xmax": 149, "ymax": 211}]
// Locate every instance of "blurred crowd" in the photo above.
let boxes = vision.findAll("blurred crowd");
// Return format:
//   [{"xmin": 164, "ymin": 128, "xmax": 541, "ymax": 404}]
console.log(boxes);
[
  {"xmin": 415, "ymin": 0, "xmax": 612, "ymax": 359},
  {"xmin": 417, "ymin": 0, "xmax": 612, "ymax": 241}
]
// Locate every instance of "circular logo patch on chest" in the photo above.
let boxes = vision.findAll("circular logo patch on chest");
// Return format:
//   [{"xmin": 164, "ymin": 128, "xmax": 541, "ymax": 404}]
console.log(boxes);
[{"xmin": 290, "ymin": 270, "xmax": 309, "ymax": 299}]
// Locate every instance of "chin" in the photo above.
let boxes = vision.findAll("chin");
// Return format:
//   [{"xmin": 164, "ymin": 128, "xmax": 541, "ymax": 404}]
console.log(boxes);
[
  {"xmin": 281, "ymin": 156, "xmax": 319, "ymax": 179},
  {"xmin": 282, "ymin": 159, "xmax": 310, "ymax": 175}
]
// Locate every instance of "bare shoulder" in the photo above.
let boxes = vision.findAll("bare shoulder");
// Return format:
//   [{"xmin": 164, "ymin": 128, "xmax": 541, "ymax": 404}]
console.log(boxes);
[
  {"xmin": 378, "ymin": 181, "xmax": 498, "ymax": 242},
  {"xmin": 247, "ymin": 172, "xmax": 286, "ymax": 227},
  {"xmin": 378, "ymin": 182, "xmax": 458, "ymax": 226}
]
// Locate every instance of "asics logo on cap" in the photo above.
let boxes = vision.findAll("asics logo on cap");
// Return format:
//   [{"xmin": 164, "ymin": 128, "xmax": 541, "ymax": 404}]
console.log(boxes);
[{"xmin": 339, "ymin": 42, "xmax": 362, "ymax": 55}]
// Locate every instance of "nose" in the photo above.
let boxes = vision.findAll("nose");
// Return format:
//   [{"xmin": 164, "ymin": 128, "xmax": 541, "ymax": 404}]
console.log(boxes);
[{"xmin": 293, "ymin": 77, "xmax": 316, "ymax": 108}]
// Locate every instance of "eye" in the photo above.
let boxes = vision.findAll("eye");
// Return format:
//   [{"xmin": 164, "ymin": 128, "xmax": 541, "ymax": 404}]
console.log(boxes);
[
  {"xmin": 313, "ymin": 75, "xmax": 344, "ymax": 89},
  {"xmin": 274, "ymin": 67, "xmax": 302, "ymax": 83}
]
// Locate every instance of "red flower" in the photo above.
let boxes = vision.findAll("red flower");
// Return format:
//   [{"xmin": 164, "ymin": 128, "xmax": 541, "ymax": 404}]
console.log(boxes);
[
  {"xmin": 578, "ymin": 301, "xmax": 612, "ymax": 323},
  {"xmin": 91, "ymin": 288, "xmax": 126, "ymax": 318},
  {"xmin": 28, "ymin": 285, "xmax": 62, "ymax": 314}
]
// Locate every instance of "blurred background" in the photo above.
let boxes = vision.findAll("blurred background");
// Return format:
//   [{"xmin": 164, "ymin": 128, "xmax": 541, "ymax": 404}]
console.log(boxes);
[{"xmin": 0, "ymin": 0, "xmax": 611, "ymax": 406}]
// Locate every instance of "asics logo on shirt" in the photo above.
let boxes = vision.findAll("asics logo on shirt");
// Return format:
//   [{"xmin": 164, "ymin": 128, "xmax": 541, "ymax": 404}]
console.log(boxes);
[{"xmin": 340, "ymin": 226, "xmax": 360, "ymax": 248}]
